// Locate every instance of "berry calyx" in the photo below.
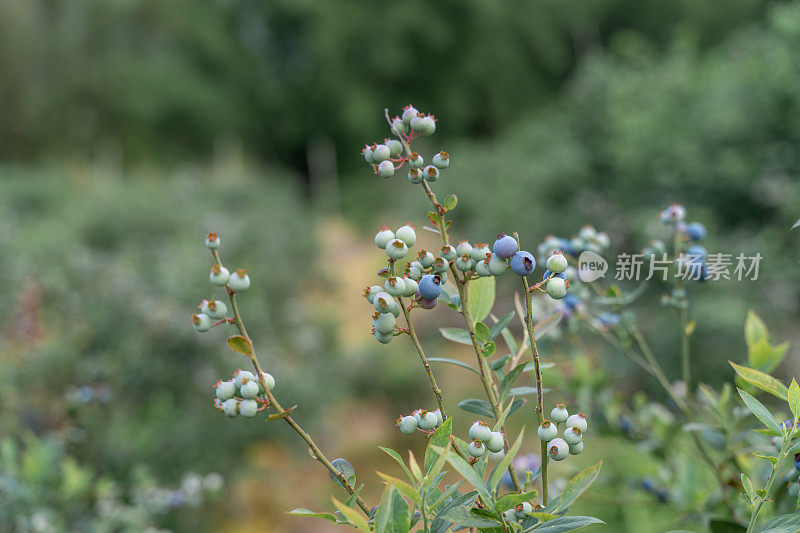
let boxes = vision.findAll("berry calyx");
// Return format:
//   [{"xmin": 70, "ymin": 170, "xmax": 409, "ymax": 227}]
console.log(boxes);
[
  {"xmin": 408, "ymin": 153, "xmax": 424, "ymax": 169},
  {"xmin": 423, "ymin": 165, "xmax": 439, "ymax": 182}
]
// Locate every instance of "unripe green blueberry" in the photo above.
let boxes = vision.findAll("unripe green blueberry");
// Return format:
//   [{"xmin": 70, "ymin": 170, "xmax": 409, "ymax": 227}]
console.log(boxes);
[
  {"xmin": 210, "ymin": 265, "xmax": 230, "ymax": 286},
  {"xmin": 372, "ymin": 144, "xmax": 391, "ymax": 163},
  {"xmin": 538, "ymin": 420, "xmax": 557, "ymax": 441},
  {"xmin": 386, "ymin": 139, "xmax": 403, "ymax": 156},
  {"xmin": 375, "ymin": 226, "xmax": 395, "ymax": 249},
  {"xmin": 515, "ymin": 502, "xmax": 533, "ymax": 519},
  {"xmin": 384, "ymin": 276, "xmax": 406, "ymax": 296},
  {"xmin": 437, "ymin": 270, "xmax": 448, "ymax": 285},
  {"xmin": 418, "ymin": 411, "xmax": 438, "ymax": 430},
  {"xmin": 433, "ymin": 409, "xmax": 443, "ymax": 426},
  {"xmin": 201, "ymin": 299, "xmax": 228, "ymax": 319},
  {"xmin": 563, "ymin": 426, "xmax": 583, "ymax": 445},
  {"xmin": 391, "ymin": 116, "xmax": 406, "ymax": 134},
  {"xmin": 546, "ymin": 277, "xmax": 568, "ymax": 299},
  {"xmin": 240, "ymin": 379, "xmax": 260, "ymax": 399},
  {"xmin": 408, "ymin": 168, "xmax": 423, "ymax": 184},
  {"xmin": 401, "ymin": 277, "xmax": 418, "ymax": 297},
  {"xmin": 470, "ymin": 244, "xmax": 490, "ymax": 262},
  {"xmin": 456, "ymin": 241, "xmax": 473, "ymax": 256},
  {"xmin": 468, "ymin": 440, "xmax": 486, "ymax": 457},
  {"xmin": 222, "ymin": 398, "xmax": 239, "ymax": 418},
  {"xmin": 475, "ymin": 259, "xmax": 491, "ymax": 277},
  {"xmin": 423, "ymin": 165, "xmax": 439, "ymax": 182},
  {"xmin": 469, "ymin": 421, "xmax": 492, "ymax": 442},
  {"xmin": 486, "ymin": 431, "xmax": 505, "ymax": 453},
  {"xmin": 388, "ymin": 300, "xmax": 402, "ymax": 318},
  {"xmin": 259, "ymin": 372, "xmax": 276, "ymax": 391},
  {"xmin": 373, "ymin": 292, "xmax": 394, "ymax": 314},
  {"xmin": 547, "ymin": 438, "xmax": 569, "ymax": 461},
  {"xmin": 228, "ymin": 269, "xmax": 251, "ymax": 292},
  {"xmin": 487, "ymin": 254, "xmax": 508, "ymax": 276},
  {"xmin": 363, "ymin": 145, "xmax": 375, "ymax": 164},
  {"xmin": 406, "ymin": 264, "xmax": 422, "ymax": 281},
  {"xmin": 566, "ymin": 413, "xmax": 588, "ymax": 432},
  {"xmin": 546, "ymin": 252, "xmax": 568, "ymax": 274},
  {"xmin": 205, "ymin": 232, "xmax": 221, "ymax": 249},
  {"xmin": 409, "ymin": 113, "xmax": 426, "ymax": 132},
  {"xmin": 408, "ymin": 152, "xmax": 424, "ymax": 169},
  {"xmin": 377, "ymin": 160, "xmax": 394, "ymax": 178},
  {"xmin": 239, "ymin": 399, "xmax": 258, "ymax": 418},
  {"xmin": 569, "ymin": 440, "xmax": 584, "ymax": 455},
  {"xmin": 192, "ymin": 313, "xmax": 212, "ymax": 332},
  {"xmin": 503, "ymin": 509, "xmax": 518, "ymax": 523},
  {"xmin": 432, "ymin": 257, "xmax": 449, "ymax": 273},
  {"xmin": 374, "ymin": 313, "xmax": 396, "ymax": 335},
  {"xmin": 432, "ymin": 151, "xmax": 450, "ymax": 169},
  {"xmin": 364, "ymin": 285, "xmax": 383, "ymax": 304},
  {"xmin": 374, "ymin": 329, "xmax": 393, "ymax": 344},
  {"xmin": 398, "ymin": 415, "xmax": 418, "ymax": 435},
  {"xmin": 385, "ymin": 239, "xmax": 409, "ymax": 260},
  {"xmin": 401, "ymin": 105, "xmax": 418, "ymax": 125},
  {"xmin": 489, "ymin": 449, "xmax": 506, "ymax": 461},
  {"xmin": 420, "ymin": 115, "xmax": 436, "ymax": 135},
  {"xmin": 418, "ymin": 250, "xmax": 435, "ymax": 268},
  {"xmin": 440, "ymin": 245, "xmax": 457, "ymax": 261},
  {"xmin": 455, "ymin": 254, "xmax": 473, "ymax": 272},
  {"xmin": 216, "ymin": 380, "xmax": 236, "ymax": 401},
  {"xmin": 234, "ymin": 370, "xmax": 256, "ymax": 389},
  {"xmin": 395, "ymin": 224, "xmax": 416, "ymax": 247},
  {"xmin": 551, "ymin": 403, "xmax": 569, "ymax": 424}
]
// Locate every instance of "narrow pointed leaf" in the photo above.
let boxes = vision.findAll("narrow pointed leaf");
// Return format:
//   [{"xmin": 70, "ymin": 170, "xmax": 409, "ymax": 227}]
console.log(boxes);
[{"xmin": 738, "ymin": 388, "xmax": 782, "ymax": 434}]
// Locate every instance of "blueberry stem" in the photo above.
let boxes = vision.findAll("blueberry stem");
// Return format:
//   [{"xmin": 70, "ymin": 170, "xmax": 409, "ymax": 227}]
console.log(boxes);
[{"xmin": 210, "ymin": 249, "xmax": 371, "ymax": 517}]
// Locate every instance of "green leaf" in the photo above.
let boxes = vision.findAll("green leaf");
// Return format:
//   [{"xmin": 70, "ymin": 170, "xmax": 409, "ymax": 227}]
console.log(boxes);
[
  {"xmin": 789, "ymin": 379, "xmax": 800, "ymax": 421},
  {"xmin": 767, "ymin": 342, "xmax": 791, "ymax": 372},
  {"xmin": 475, "ymin": 322, "xmax": 491, "ymax": 343},
  {"xmin": 440, "ymin": 328, "xmax": 472, "ymax": 345},
  {"xmin": 490, "ymin": 428, "xmax": 525, "ymax": 491},
  {"xmin": 331, "ymin": 498, "xmax": 370, "ymax": 532},
  {"xmin": 741, "ymin": 473, "xmax": 755, "ymax": 504},
  {"xmin": 490, "ymin": 354, "xmax": 512, "ymax": 371},
  {"xmin": 526, "ymin": 516, "xmax": 604, "ymax": 532},
  {"xmin": 495, "ymin": 490, "xmax": 538, "ymax": 513},
  {"xmin": 458, "ymin": 398, "xmax": 496, "ymax": 418},
  {"xmin": 378, "ymin": 446, "xmax": 414, "ymax": 484},
  {"xmin": 377, "ymin": 472, "xmax": 420, "ymax": 505},
  {"xmin": 501, "ymin": 327, "xmax": 518, "ymax": 355},
  {"xmin": 443, "ymin": 194, "xmax": 458, "ymax": 212},
  {"xmin": 425, "ymin": 418, "xmax": 453, "ymax": 475},
  {"xmin": 288, "ymin": 508, "xmax": 338, "ymax": 523},
  {"xmin": 483, "ymin": 342, "xmax": 496, "ymax": 358},
  {"xmin": 329, "ymin": 458, "xmax": 355, "ymax": 489},
  {"xmin": 440, "ymin": 506, "xmax": 501, "ymax": 528},
  {"xmin": 745, "ymin": 311, "xmax": 769, "ymax": 349},
  {"xmin": 760, "ymin": 512, "xmax": 800, "ymax": 533},
  {"xmin": 489, "ymin": 311, "xmax": 515, "ymax": 341},
  {"xmin": 428, "ymin": 211, "xmax": 440, "ymax": 226},
  {"xmin": 534, "ymin": 312, "xmax": 562, "ymax": 339},
  {"xmin": 227, "ymin": 335, "xmax": 253, "ymax": 356},
  {"xmin": 498, "ymin": 363, "xmax": 527, "ymax": 400},
  {"xmin": 507, "ymin": 397, "xmax": 527, "ymax": 417},
  {"xmin": 374, "ymin": 488, "xmax": 410, "ymax": 533},
  {"xmin": 427, "ymin": 357, "xmax": 480, "ymax": 375},
  {"xmin": 749, "ymin": 339, "xmax": 774, "ymax": 370},
  {"xmin": 753, "ymin": 453, "xmax": 778, "ymax": 465},
  {"xmin": 549, "ymin": 462, "xmax": 602, "ymax": 512},
  {"xmin": 738, "ymin": 388, "xmax": 782, "ymax": 434},
  {"xmin": 505, "ymin": 386, "xmax": 539, "ymax": 398},
  {"xmin": 408, "ymin": 451, "xmax": 422, "ymax": 482},
  {"xmin": 468, "ymin": 276, "xmax": 496, "ymax": 324},
  {"xmin": 730, "ymin": 362, "xmax": 788, "ymax": 400},
  {"xmin": 444, "ymin": 451, "xmax": 493, "ymax": 503}
]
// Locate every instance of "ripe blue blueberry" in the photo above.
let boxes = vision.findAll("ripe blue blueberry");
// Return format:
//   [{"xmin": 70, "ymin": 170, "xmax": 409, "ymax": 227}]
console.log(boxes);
[
  {"xmin": 546, "ymin": 252, "xmax": 568, "ymax": 274},
  {"xmin": 210, "ymin": 265, "xmax": 230, "ymax": 286},
  {"xmin": 432, "ymin": 257, "xmax": 449, "ymax": 273},
  {"xmin": 418, "ymin": 274, "xmax": 443, "ymax": 300},
  {"xmin": 373, "ymin": 292, "xmax": 394, "ymax": 314},
  {"xmin": 566, "ymin": 413, "xmax": 587, "ymax": 432},
  {"xmin": 374, "ymin": 313, "xmax": 396, "ymax": 335},
  {"xmin": 547, "ymin": 438, "xmax": 569, "ymax": 461},
  {"xmin": 386, "ymin": 139, "xmax": 403, "ymax": 156},
  {"xmin": 234, "ymin": 370, "xmax": 256, "ymax": 389},
  {"xmin": 537, "ymin": 420, "xmax": 557, "ymax": 441},
  {"xmin": 417, "ymin": 297, "xmax": 438, "ymax": 310},
  {"xmin": 432, "ymin": 151, "xmax": 450, "ymax": 169},
  {"xmin": 239, "ymin": 399, "xmax": 258, "ymax": 418},
  {"xmin": 240, "ymin": 379, "xmax": 260, "ymax": 399},
  {"xmin": 391, "ymin": 116, "xmax": 406, "ymax": 134},
  {"xmin": 377, "ymin": 160, "xmax": 395, "ymax": 178},
  {"xmin": 192, "ymin": 313, "xmax": 212, "ymax": 332},
  {"xmin": 205, "ymin": 232, "xmax": 221, "ymax": 249},
  {"xmin": 468, "ymin": 440, "xmax": 486, "ymax": 457},
  {"xmin": 493, "ymin": 234, "xmax": 518, "ymax": 259},
  {"xmin": 686, "ymin": 244, "xmax": 707, "ymax": 260},
  {"xmin": 417, "ymin": 410, "xmax": 438, "ymax": 430},
  {"xmin": 408, "ymin": 152, "xmax": 424, "ymax": 169},
  {"xmin": 401, "ymin": 277, "xmax": 418, "ymax": 297},
  {"xmin": 550, "ymin": 403, "xmax": 569, "ymax": 424},
  {"xmin": 510, "ymin": 251, "xmax": 535, "ymax": 276},
  {"xmin": 384, "ymin": 276, "xmax": 406, "ymax": 296},
  {"xmin": 374, "ymin": 329, "xmax": 393, "ymax": 344},
  {"xmin": 222, "ymin": 399, "xmax": 239, "ymax": 418},
  {"xmin": 660, "ymin": 203, "xmax": 686, "ymax": 224},
  {"xmin": 364, "ymin": 285, "xmax": 383, "ymax": 304},
  {"xmin": 546, "ymin": 278, "xmax": 568, "ymax": 299},
  {"xmin": 202, "ymin": 299, "xmax": 228, "ymax": 319},
  {"xmin": 469, "ymin": 421, "xmax": 492, "ymax": 442},
  {"xmin": 569, "ymin": 440, "xmax": 584, "ymax": 455},
  {"xmin": 408, "ymin": 169, "xmax": 423, "ymax": 184},
  {"xmin": 487, "ymin": 254, "xmax": 508, "ymax": 276},
  {"xmin": 216, "ymin": 380, "xmax": 236, "ymax": 401},
  {"xmin": 385, "ymin": 239, "xmax": 409, "ymax": 259},
  {"xmin": 228, "ymin": 269, "xmax": 251, "ymax": 292},
  {"xmin": 372, "ymin": 144, "xmax": 391, "ymax": 163},
  {"xmin": 395, "ymin": 224, "xmax": 416, "ymax": 247},
  {"xmin": 401, "ymin": 105, "xmax": 418, "ymax": 125},
  {"xmin": 375, "ymin": 226, "xmax": 395, "ymax": 249},
  {"xmin": 563, "ymin": 426, "xmax": 583, "ymax": 445},
  {"xmin": 423, "ymin": 165, "xmax": 439, "ymax": 182},
  {"xmin": 398, "ymin": 415, "xmax": 418, "ymax": 435},
  {"xmin": 440, "ymin": 245, "xmax": 457, "ymax": 261},
  {"xmin": 486, "ymin": 431, "xmax": 505, "ymax": 453}
]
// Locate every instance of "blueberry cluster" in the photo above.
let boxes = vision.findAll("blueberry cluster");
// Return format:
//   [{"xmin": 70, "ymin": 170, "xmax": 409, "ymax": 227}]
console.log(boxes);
[
  {"xmin": 466, "ymin": 420, "xmax": 506, "ymax": 461},
  {"xmin": 659, "ymin": 203, "xmax": 710, "ymax": 281},
  {"xmin": 213, "ymin": 369, "xmax": 275, "ymax": 419},
  {"xmin": 395, "ymin": 408, "xmax": 444, "ymax": 434},
  {"xmin": 361, "ymin": 105, "xmax": 449, "ymax": 182},
  {"xmin": 502, "ymin": 501, "xmax": 536, "ymax": 524},
  {"xmin": 537, "ymin": 404, "xmax": 587, "ymax": 461},
  {"xmin": 537, "ymin": 225, "xmax": 610, "ymax": 264}
]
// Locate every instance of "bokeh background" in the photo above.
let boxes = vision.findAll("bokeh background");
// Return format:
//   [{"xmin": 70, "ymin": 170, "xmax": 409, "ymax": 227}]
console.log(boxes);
[{"xmin": 1, "ymin": 0, "xmax": 800, "ymax": 531}]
